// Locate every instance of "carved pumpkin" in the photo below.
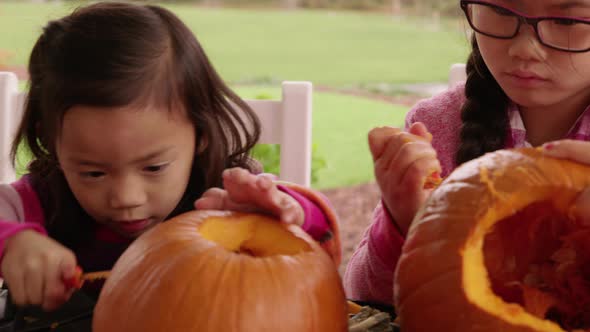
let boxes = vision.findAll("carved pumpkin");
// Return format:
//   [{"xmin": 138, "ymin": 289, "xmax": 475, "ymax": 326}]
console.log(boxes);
[
  {"xmin": 394, "ymin": 148, "xmax": 590, "ymax": 332},
  {"xmin": 93, "ymin": 210, "xmax": 347, "ymax": 332}
]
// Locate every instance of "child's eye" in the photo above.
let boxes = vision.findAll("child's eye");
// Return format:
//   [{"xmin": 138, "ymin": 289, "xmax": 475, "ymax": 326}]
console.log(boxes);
[
  {"xmin": 144, "ymin": 164, "xmax": 169, "ymax": 173},
  {"xmin": 81, "ymin": 171, "xmax": 106, "ymax": 178},
  {"xmin": 553, "ymin": 18, "xmax": 579, "ymax": 26},
  {"xmin": 492, "ymin": 6, "xmax": 514, "ymax": 17}
]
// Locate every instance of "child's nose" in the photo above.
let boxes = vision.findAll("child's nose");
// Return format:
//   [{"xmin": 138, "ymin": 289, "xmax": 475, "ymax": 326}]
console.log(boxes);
[
  {"xmin": 108, "ymin": 177, "xmax": 147, "ymax": 209},
  {"xmin": 507, "ymin": 24, "xmax": 547, "ymax": 61}
]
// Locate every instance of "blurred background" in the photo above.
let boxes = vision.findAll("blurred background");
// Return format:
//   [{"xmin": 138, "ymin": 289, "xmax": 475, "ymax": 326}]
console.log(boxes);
[{"xmin": 0, "ymin": 0, "xmax": 471, "ymax": 272}]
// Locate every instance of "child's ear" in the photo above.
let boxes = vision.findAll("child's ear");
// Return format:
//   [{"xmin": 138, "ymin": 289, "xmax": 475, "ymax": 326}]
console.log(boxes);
[{"xmin": 196, "ymin": 136, "xmax": 208, "ymax": 154}]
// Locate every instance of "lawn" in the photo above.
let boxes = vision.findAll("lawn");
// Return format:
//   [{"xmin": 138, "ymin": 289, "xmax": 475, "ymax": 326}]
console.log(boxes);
[
  {"xmin": 236, "ymin": 86, "xmax": 408, "ymax": 189},
  {"xmin": 0, "ymin": 2, "xmax": 469, "ymax": 86},
  {"xmin": 1, "ymin": 2, "xmax": 469, "ymax": 189}
]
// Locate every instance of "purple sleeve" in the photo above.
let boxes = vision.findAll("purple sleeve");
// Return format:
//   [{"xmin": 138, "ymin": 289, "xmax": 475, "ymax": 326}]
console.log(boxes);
[
  {"xmin": 277, "ymin": 185, "xmax": 330, "ymax": 242},
  {"xmin": 343, "ymin": 201, "xmax": 405, "ymax": 304}
]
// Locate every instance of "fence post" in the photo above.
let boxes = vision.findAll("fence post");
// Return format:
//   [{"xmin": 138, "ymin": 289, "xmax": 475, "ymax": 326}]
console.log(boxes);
[{"xmin": 0, "ymin": 72, "xmax": 18, "ymax": 183}]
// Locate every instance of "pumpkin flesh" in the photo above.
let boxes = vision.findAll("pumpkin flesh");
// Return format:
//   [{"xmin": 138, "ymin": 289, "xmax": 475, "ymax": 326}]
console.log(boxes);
[
  {"xmin": 198, "ymin": 214, "xmax": 312, "ymax": 256},
  {"xmin": 395, "ymin": 149, "xmax": 590, "ymax": 332},
  {"xmin": 484, "ymin": 199, "xmax": 590, "ymax": 330}
]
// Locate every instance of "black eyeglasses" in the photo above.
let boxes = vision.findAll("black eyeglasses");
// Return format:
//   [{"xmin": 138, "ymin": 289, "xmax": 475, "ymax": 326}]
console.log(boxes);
[{"xmin": 460, "ymin": 0, "xmax": 590, "ymax": 53}]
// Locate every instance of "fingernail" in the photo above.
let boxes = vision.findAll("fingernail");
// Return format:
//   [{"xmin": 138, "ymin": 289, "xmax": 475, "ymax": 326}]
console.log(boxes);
[
  {"xmin": 543, "ymin": 143, "xmax": 554, "ymax": 150},
  {"xmin": 258, "ymin": 176, "xmax": 272, "ymax": 190}
]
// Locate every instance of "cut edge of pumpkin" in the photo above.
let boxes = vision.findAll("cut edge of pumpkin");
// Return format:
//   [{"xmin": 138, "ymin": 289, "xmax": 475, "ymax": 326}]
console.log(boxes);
[
  {"xmin": 461, "ymin": 187, "xmax": 581, "ymax": 332},
  {"xmin": 197, "ymin": 213, "xmax": 312, "ymax": 257}
]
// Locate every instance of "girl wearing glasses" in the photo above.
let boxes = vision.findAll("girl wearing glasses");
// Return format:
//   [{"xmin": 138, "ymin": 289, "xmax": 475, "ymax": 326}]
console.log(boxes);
[{"xmin": 345, "ymin": 0, "xmax": 590, "ymax": 309}]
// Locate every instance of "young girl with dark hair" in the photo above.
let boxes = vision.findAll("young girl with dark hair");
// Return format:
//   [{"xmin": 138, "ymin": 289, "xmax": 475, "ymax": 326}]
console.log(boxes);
[{"xmin": 0, "ymin": 2, "xmax": 339, "ymax": 311}]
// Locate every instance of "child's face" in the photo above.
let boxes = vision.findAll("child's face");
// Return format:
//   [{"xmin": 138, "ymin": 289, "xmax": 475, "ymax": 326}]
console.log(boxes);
[
  {"xmin": 56, "ymin": 104, "xmax": 196, "ymax": 238},
  {"xmin": 474, "ymin": 0, "xmax": 590, "ymax": 109}
]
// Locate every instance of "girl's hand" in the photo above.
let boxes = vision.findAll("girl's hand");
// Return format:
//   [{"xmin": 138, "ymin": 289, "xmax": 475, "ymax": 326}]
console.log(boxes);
[
  {"xmin": 1, "ymin": 230, "xmax": 78, "ymax": 311},
  {"xmin": 368, "ymin": 122, "xmax": 441, "ymax": 235},
  {"xmin": 194, "ymin": 168, "xmax": 304, "ymax": 226},
  {"xmin": 542, "ymin": 140, "xmax": 590, "ymax": 221}
]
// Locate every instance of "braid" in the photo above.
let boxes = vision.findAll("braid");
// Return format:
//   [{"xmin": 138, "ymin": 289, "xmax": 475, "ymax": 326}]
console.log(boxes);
[{"xmin": 455, "ymin": 36, "xmax": 510, "ymax": 165}]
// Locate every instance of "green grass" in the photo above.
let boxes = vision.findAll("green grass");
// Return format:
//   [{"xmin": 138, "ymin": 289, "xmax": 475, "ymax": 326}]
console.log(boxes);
[
  {"xmin": 0, "ymin": 2, "xmax": 470, "ymax": 86},
  {"xmin": 235, "ymin": 86, "xmax": 407, "ymax": 189},
  {"xmin": 1, "ymin": 2, "xmax": 461, "ymax": 188}
]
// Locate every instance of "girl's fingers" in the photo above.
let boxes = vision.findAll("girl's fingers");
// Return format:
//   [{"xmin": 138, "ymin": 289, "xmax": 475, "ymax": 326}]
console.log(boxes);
[
  {"xmin": 368, "ymin": 126, "xmax": 402, "ymax": 162},
  {"xmin": 224, "ymin": 168, "xmax": 271, "ymax": 204},
  {"xmin": 43, "ymin": 259, "xmax": 64, "ymax": 307},
  {"xmin": 542, "ymin": 140, "xmax": 590, "ymax": 222},
  {"xmin": 277, "ymin": 196, "xmax": 304, "ymax": 225},
  {"xmin": 4, "ymin": 269, "xmax": 26, "ymax": 306},
  {"xmin": 223, "ymin": 168, "xmax": 256, "ymax": 194},
  {"xmin": 222, "ymin": 168, "xmax": 304, "ymax": 225},
  {"xmin": 373, "ymin": 132, "xmax": 432, "ymax": 174},
  {"xmin": 398, "ymin": 156, "xmax": 442, "ymax": 194},
  {"xmin": 58, "ymin": 255, "xmax": 77, "ymax": 288},
  {"xmin": 45, "ymin": 257, "xmax": 76, "ymax": 310},
  {"xmin": 23, "ymin": 260, "xmax": 43, "ymax": 306},
  {"xmin": 542, "ymin": 140, "xmax": 590, "ymax": 164},
  {"xmin": 253, "ymin": 177, "xmax": 303, "ymax": 224},
  {"xmin": 255, "ymin": 174, "xmax": 274, "ymax": 191},
  {"xmin": 386, "ymin": 142, "xmax": 439, "ymax": 188},
  {"xmin": 194, "ymin": 188, "xmax": 227, "ymax": 210},
  {"xmin": 408, "ymin": 122, "xmax": 432, "ymax": 142}
]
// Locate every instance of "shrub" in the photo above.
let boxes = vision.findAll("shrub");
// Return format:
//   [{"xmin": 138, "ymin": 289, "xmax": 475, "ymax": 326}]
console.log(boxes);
[{"xmin": 251, "ymin": 143, "xmax": 327, "ymax": 185}]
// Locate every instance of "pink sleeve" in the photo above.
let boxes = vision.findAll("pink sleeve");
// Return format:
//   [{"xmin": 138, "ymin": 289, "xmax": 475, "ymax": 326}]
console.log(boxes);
[
  {"xmin": 257, "ymin": 174, "xmax": 330, "ymax": 238},
  {"xmin": 277, "ymin": 185, "xmax": 330, "ymax": 241},
  {"xmin": 276, "ymin": 183, "xmax": 341, "ymax": 264},
  {"xmin": 0, "ymin": 221, "xmax": 47, "ymax": 259},
  {"xmin": 0, "ymin": 178, "xmax": 47, "ymax": 260},
  {"xmin": 343, "ymin": 201, "xmax": 405, "ymax": 305}
]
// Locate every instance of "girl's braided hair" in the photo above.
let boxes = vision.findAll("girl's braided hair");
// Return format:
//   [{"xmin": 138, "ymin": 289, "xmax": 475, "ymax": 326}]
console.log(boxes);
[{"xmin": 456, "ymin": 36, "xmax": 511, "ymax": 165}]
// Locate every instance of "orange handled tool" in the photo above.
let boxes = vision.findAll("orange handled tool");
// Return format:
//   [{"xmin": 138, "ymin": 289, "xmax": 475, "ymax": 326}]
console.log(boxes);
[{"xmin": 63, "ymin": 266, "xmax": 110, "ymax": 289}]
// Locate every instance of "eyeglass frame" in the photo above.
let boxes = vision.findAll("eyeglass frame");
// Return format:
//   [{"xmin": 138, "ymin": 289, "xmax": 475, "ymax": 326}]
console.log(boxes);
[{"xmin": 460, "ymin": 0, "xmax": 590, "ymax": 53}]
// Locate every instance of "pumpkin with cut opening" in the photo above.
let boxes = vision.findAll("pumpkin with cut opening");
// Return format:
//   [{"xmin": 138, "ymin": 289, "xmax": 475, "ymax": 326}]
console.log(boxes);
[
  {"xmin": 93, "ymin": 210, "xmax": 348, "ymax": 332},
  {"xmin": 394, "ymin": 148, "xmax": 590, "ymax": 332}
]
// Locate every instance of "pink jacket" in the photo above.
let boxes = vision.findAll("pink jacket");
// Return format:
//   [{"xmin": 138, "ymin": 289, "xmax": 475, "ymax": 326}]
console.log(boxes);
[{"xmin": 344, "ymin": 83, "xmax": 590, "ymax": 305}]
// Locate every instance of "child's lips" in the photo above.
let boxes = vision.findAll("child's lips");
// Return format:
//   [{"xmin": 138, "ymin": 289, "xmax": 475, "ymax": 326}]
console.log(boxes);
[
  {"xmin": 505, "ymin": 71, "xmax": 549, "ymax": 88},
  {"xmin": 508, "ymin": 70, "xmax": 546, "ymax": 80},
  {"xmin": 114, "ymin": 219, "xmax": 152, "ymax": 233}
]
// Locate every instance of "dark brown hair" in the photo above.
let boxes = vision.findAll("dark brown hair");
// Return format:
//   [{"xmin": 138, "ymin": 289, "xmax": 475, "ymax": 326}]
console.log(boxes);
[
  {"xmin": 455, "ymin": 35, "xmax": 511, "ymax": 165},
  {"xmin": 10, "ymin": 2, "xmax": 261, "ymax": 249}
]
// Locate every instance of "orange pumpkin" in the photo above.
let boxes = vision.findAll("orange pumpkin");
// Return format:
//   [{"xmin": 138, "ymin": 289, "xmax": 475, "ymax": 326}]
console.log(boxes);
[
  {"xmin": 93, "ymin": 210, "xmax": 348, "ymax": 332},
  {"xmin": 394, "ymin": 148, "xmax": 590, "ymax": 332}
]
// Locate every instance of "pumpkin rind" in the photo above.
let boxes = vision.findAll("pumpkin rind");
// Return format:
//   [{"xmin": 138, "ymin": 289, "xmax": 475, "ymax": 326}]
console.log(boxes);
[
  {"xmin": 93, "ymin": 210, "xmax": 348, "ymax": 332},
  {"xmin": 394, "ymin": 148, "xmax": 590, "ymax": 332}
]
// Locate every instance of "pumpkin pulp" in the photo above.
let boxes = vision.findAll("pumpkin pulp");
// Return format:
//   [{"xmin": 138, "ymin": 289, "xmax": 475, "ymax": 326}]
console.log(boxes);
[
  {"xmin": 198, "ymin": 214, "xmax": 311, "ymax": 256},
  {"xmin": 483, "ymin": 197, "xmax": 590, "ymax": 331}
]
